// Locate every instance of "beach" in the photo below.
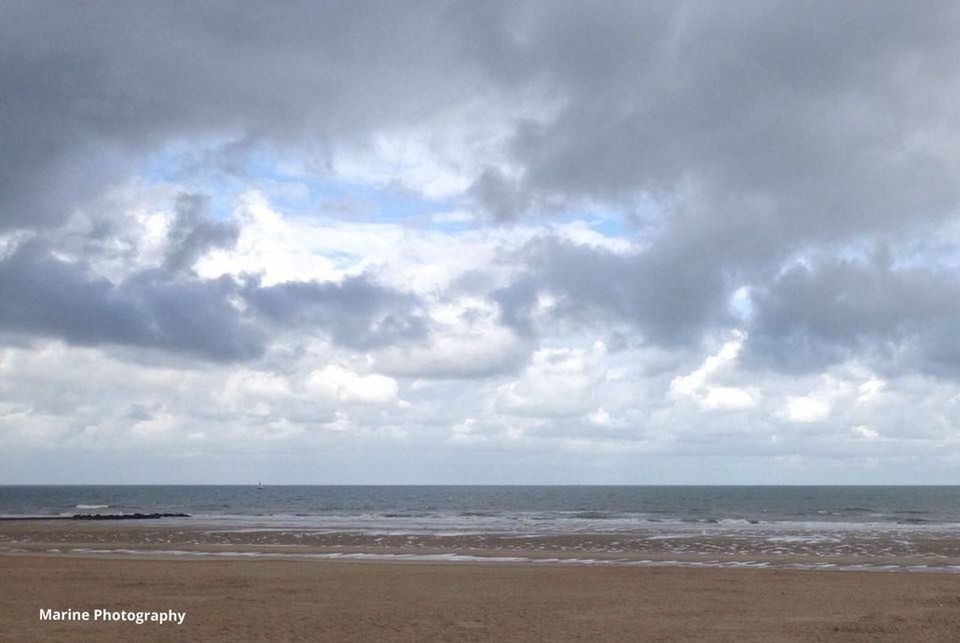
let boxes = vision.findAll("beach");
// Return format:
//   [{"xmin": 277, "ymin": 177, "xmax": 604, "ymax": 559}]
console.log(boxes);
[
  {"xmin": 3, "ymin": 551, "xmax": 960, "ymax": 642},
  {"xmin": 4, "ymin": 519, "xmax": 960, "ymax": 642},
  {"xmin": 4, "ymin": 487, "xmax": 960, "ymax": 640}
]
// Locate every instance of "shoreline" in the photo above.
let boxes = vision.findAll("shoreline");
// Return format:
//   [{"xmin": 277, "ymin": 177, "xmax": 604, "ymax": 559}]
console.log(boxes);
[
  {"xmin": 0, "ymin": 520, "xmax": 960, "ymax": 575},
  {"xmin": 4, "ymin": 547, "xmax": 959, "ymax": 576},
  {"xmin": 4, "ymin": 519, "xmax": 960, "ymax": 574}
]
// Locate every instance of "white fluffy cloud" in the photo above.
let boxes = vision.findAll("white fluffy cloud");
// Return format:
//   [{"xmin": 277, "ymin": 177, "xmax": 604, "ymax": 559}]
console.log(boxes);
[
  {"xmin": 781, "ymin": 396, "xmax": 832, "ymax": 423},
  {"xmin": 497, "ymin": 345, "xmax": 603, "ymax": 418},
  {"xmin": 669, "ymin": 334, "xmax": 757, "ymax": 412},
  {"xmin": 306, "ymin": 364, "xmax": 399, "ymax": 404}
]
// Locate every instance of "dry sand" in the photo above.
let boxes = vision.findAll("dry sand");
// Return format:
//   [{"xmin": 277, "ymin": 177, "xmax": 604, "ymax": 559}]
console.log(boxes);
[{"xmin": 2, "ymin": 552, "xmax": 960, "ymax": 642}]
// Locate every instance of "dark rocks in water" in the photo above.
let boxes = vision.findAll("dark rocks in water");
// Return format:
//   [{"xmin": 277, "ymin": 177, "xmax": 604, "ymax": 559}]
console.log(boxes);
[{"xmin": 71, "ymin": 512, "xmax": 190, "ymax": 520}]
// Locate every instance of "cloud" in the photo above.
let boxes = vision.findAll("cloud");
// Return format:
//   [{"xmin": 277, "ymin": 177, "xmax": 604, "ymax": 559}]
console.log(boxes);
[
  {"xmin": 468, "ymin": 2, "xmax": 960, "ymax": 238},
  {"xmin": 496, "ymin": 236, "xmax": 733, "ymax": 345},
  {"xmin": 496, "ymin": 346, "xmax": 603, "ymax": 418},
  {"xmin": 851, "ymin": 424, "xmax": 880, "ymax": 440},
  {"xmin": 781, "ymin": 396, "xmax": 831, "ymax": 424},
  {"xmin": 6, "ymin": 2, "xmax": 956, "ymax": 236},
  {"xmin": 217, "ymin": 369, "xmax": 293, "ymax": 417},
  {"xmin": 306, "ymin": 364, "xmax": 399, "ymax": 404},
  {"xmin": 243, "ymin": 274, "xmax": 427, "ymax": 350},
  {"xmin": 6, "ymin": 1, "xmax": 960, "ymax": 372},
  {"xmin": 744, "ymin": 253, "xmax": 960, "ymax": 375},
  {"xmin": 669, "ymin": 333, "xmax": 757, "ymax": 411},
  {"xmin": 0, "ymin": 240, "xmax": 264, "ymax": 361},
  {"xmin": 5, "ymin": 2, "xmax": 960, "ymax": 482},
  {"xmin": 699, "ymin": 387, "xmax": 756, "ymax": 412},
  {"xmin": 163, "ymin": 193, "xmax": 239, "ymax": 273},
  {"xmin": 0, "ymin": 0, "xmax": 519, "ymax": 231},
  {"xmin": 0, "ymin": 230, "xmax": 428, "ymax": 361},
  {"xmin": 375, "ymin": 325, "xmax": 529, "ymax": 379}
]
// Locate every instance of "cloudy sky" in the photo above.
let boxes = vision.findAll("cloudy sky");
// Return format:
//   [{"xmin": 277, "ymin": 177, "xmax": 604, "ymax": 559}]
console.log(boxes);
[{"xmin": 3, "ymin": 1, "xmax": 960, "ymax": 484}]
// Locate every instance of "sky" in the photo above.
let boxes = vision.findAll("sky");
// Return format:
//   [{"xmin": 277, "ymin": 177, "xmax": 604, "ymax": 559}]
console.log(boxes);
[{"xmin": 2, "ymin": 1, "xmax": 960, "ymax": 484}]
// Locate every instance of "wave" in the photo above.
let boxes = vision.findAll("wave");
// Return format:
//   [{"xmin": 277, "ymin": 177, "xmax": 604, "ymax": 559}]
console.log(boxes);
[
  {"xmin": 570, "ymin": 511, "xmax": 619, "ymax": 520},
  {"xmin": 678, "ymin": 518, "xmax": 762, "ymax": 525},
  {"xmin": 75, "ymin": 504, "xmax": 109, "ymax": 509},
  {"xmin": 59, "ymin": 548, "xmax": 960, "ymax": 574},
  {"xmin": 379, "ymin": 512, "xmax": 433, "ymax": 518}
]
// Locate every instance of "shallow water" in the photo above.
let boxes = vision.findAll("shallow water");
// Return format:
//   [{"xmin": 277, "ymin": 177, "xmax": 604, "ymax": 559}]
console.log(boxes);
[{"xmin": 4, "ymin": 486, "xmax": 960, "ymax": 569}]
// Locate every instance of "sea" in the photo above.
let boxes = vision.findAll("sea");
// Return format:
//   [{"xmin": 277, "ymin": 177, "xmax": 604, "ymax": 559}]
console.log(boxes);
[
  {"xmin": 3, "ymin": 485, "xmax": 960, "ymax": 530},
  {"xmin": 4, "ymin": 486, "xmax": 960, "ymax": 571}
]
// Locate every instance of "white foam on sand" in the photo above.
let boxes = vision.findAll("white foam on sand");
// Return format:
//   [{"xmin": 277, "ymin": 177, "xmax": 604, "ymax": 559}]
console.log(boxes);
[{"xmin": 59, "ymin": 547, "xmax": 960, "ymax": 573}]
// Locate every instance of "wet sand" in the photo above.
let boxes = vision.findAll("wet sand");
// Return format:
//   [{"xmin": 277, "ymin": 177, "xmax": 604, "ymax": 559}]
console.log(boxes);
[
  {"xmin": 3, "ymin": 552, "xmax": 960, "ymax": 642},
  {"xmin": 4, "ymin": 520, "xmax": 960, "ymax": 571}
]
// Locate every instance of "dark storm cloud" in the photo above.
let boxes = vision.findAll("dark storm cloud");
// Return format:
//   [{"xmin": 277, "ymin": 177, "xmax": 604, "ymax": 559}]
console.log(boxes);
[
  {"xmin": 0, "ymin": 240, "xmax": 427, "ymax": 360},
  {"xmin": 743, "ymin": 254, "xmax": 960, "ymax": 375}
]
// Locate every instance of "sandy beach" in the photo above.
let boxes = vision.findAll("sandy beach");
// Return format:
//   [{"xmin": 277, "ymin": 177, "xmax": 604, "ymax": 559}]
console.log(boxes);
[
  {"xmin": 4, "ymin": 517, "xmax": 960, "ymax": 641},
  {"xmin": 3, "ymin": 519, "xmax": 960, "ymax": 642},
  {"xmin": 2, "ymin": 552, "xmax": 960, "ymax": 642}
]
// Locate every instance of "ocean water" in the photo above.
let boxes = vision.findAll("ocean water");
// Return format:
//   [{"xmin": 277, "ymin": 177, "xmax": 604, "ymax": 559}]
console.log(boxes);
[
  {"xmin": 2, "ymin": 485, "xmax": 960, "ymax": 529},
  {"xmin": 5, "ymin": 486, "xmax": 960, "ymax": 571}
]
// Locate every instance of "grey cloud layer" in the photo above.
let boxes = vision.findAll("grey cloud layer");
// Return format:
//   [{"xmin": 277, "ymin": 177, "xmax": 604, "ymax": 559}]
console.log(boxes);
[
  {"xmin": 745, "ymin": 255, "xmax": 960, "ymax": 376},
  {"xmin": 7, "ymin": 1, "xmax": 959, "ymax": 229},
  {"xmin": 0, "ymin": 241, "xmax": 262, "ymax": 361},
  {"xmin": 164, "ymin": 194, "xmax": 239, "ymax": 273},
  {"xmin": 3, "ymin": 1, "xmax": 960, "ymax": 377},
  {"xmin": 496, "ymin": 237, "xmax": 960, "ymax": 378},
  {"xmin": 1, "ymin": 0, "xmax": 478, "ymax": 230},
  {"xmin": 494, "ymin": 237, "xmax": 732, "ymax": 345},
  {"xmin": 0, "ymin": 239, "xmax": 425, "ymax": 361},
  {"xmin": 244, "ymin": 277, "xmax": 427, "ymax": 350}
]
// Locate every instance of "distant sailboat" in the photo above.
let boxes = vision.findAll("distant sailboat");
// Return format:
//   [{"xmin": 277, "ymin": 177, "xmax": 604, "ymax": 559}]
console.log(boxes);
[{"xmin": 257, "ymin": 481, "xmax": 264, "ymax": 490}]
